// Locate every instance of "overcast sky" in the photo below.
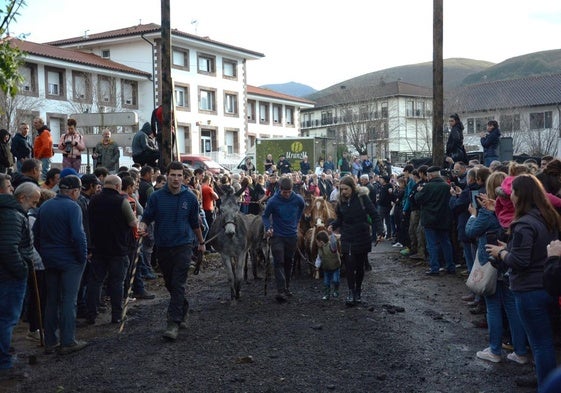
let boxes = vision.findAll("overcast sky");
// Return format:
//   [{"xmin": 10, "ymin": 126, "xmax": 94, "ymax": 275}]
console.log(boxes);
[{"xmin": 10, "ymin": 0, "xmax": 561, "ymax": 91}]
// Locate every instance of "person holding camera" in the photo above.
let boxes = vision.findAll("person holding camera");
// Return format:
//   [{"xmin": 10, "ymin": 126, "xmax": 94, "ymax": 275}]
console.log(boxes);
[{"xmin": 58, "ymin": 119, "xmax": 85, "ymax": 172}]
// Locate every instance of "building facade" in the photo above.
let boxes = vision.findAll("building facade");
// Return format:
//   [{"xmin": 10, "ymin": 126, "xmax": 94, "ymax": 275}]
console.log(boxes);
[{"xmin": 300, "ymin": 81, "xmax": 433, "ymax": 162}]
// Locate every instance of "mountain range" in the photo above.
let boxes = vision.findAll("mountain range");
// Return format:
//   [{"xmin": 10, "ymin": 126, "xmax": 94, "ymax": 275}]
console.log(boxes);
[{"xmin": 260, "ymin": 49, "xmax": 561, "ymax": 100}]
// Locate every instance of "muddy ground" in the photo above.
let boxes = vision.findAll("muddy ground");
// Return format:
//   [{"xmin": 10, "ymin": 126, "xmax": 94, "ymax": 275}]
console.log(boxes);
[{"xmin": 3, "ymin": 241, "xmax": 545, "ymax": 393}]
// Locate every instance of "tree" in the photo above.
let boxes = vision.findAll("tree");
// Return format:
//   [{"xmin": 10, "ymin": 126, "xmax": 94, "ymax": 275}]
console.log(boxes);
[{"xmin": 0, "ymin": 0, "xmax": 26, "ymax": 97}]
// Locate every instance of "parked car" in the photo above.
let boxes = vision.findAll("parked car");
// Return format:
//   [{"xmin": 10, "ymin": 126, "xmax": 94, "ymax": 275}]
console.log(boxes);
[{"xmin": 179, "ymin": 154, "xmax": 229, "ymax": 175}]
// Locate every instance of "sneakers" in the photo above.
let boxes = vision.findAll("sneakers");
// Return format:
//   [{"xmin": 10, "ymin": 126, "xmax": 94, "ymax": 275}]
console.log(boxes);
[
  {"xmin": 163, "ymin": 322, "xmax": 179, "ymax": 341},
  {"xmin": 461, "ymin": 293, "xmax": 475, "ymax": 302},
  {"xmin": 476, "ymin": 347, "xmax": 501, "ymax": 363},
  {"xmin": 507, "ymin": 352, "xmax": 529, "ymax": 365},
  {"xmin": 58, "ymin": 340, "xmax": 88, "ymax": 355},
  {"xmin": 400, "ymin": 247, "xmax": 411, "ymax": 256},
  {"xmin": 392, "ymin": 242, "xmax": 403, "ymax": 248},
  {"xmin": 26, "ymin": 329, "xmax": 41, "ymax": 342}
]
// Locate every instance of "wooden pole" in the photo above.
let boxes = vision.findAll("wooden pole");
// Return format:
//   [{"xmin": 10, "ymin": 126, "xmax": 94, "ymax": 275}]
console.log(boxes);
[
  {"xmin": 432, "ymin": 0, "xmax": 444, "ymax": 166},
  {"xmin": 160, "ymin": 0, "xmax": 173, "ymax": 169}
]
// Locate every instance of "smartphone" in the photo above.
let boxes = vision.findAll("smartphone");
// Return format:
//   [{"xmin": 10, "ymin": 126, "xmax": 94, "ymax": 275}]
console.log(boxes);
[
  {"xmin": 485, "ymin": 231, "xmax": 498, "ymax": 245},
  {"xmin": 471, "ymin": 190, "xmax": 480, "ymax": 208}
]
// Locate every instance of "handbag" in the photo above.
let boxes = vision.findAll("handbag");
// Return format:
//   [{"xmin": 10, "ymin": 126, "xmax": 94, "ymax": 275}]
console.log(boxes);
[{"xmin": 466, "ymin": 254, "xmax": 497, "ymax": 296}]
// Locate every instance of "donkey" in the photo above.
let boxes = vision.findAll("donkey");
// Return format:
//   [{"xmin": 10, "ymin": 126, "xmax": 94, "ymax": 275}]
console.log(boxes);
[{"xmin": 207, "ymin": 192, "xmax": 249, "ymax": 300}]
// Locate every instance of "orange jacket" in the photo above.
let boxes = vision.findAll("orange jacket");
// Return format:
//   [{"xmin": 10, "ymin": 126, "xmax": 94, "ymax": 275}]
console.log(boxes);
[{"xmin": 33, "ymin": 129, "xmax": 54, "ymax": 159}]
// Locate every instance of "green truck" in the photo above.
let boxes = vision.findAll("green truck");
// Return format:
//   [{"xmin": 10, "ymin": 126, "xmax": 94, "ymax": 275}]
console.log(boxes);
[{"xmin": 240, "ymin": 137, "xmax": 335, "ymax": 174}]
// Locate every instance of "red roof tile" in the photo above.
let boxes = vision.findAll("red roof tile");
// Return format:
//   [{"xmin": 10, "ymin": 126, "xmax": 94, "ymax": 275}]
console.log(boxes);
[
  {"xmin": 46, "ymin": 23, "xmax": 264, "ymax": 59},
  {"xmin": 10, "ymin": 37, "xmax": 150, "ymax": 77},
  {"xmin": 247, "ymin": 85, "xmax": 315, "ymax": 105}
]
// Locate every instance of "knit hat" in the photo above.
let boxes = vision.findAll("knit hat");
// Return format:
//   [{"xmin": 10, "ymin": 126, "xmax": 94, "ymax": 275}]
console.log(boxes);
[
  {"xmin": 80, "ymin": 174, "xmax": 101, "ymax": 189},
  {"xmin": 60, "ymin": 168, "xmax": 79, "ymax": 178},
  {"xmin": 140, "ymin": 122, "xmax": 152, "ymax": 135}
]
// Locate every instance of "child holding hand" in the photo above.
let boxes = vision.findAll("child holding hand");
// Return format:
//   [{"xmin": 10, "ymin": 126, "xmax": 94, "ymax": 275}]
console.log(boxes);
[{"xmin": 315, "ymin": 230, "xmax": 341, "ymax": 300}]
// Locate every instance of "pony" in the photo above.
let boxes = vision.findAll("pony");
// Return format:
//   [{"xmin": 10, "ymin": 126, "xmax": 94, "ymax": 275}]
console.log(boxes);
[{"xmin": 207, "ymin": 192, "xmax": 249, "ymax": 300}]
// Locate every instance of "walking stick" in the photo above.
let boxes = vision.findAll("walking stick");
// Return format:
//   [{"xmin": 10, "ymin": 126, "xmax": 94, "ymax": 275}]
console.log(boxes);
[
  {"xmin": 30, "ymin": 268, "xmax": 44, "ymax": 347},
  {"xmin": 119, "ymin": 237, "xmax": 143, "ymax": 333}
]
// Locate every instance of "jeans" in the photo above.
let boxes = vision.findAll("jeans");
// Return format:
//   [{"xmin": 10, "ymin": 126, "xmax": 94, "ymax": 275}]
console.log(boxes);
[
  {"xmin": 157, "ymin": 245, "xmax": 191, "ymax": 323},
  {"xmin": 463, "ymin": 242, "xmax": 475, "ymax": 273},
  {"xmin": 484, "ymin": 279, "xmax": 527, "ymax": 356},
  {"xmin": 323, "ymin": 269, "xmax": 340, "ymax": 287},
  {"xmin": 513, "ymin": 289, "xmax": 557, "ymax": 387},
  {"xmin": 270, "ymin": 236, "xmax": 297, "ymax": 293},
  {"xmin": 44, "ymin": 263, "xmax": 85, "ymax": 347},
  {"xmin": 378, "ymin": 206, "xmax": 391, "ymax": 237},
  {"xmin": 424, "ymin": 228, "xmax": 455, "ymax": 272},
  {"xmin": 62, "ymin": 156, "xmax": 81, "ymax": 172},
  {"xmin": 0, "ymin": 278, "xmax": 27, "ymax": 369},
  {"xmin": 40, "ymin": 158, "xmax": 51, "ymax": 181},
  {"xmin": 87, "ymin": 255, "xmax": 129, "ymax": 321}
]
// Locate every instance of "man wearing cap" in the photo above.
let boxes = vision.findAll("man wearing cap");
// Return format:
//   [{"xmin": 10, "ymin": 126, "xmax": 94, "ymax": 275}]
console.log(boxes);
[
  {"xmin": 414, "ymin": 166, "xmax": 456, "ymax": 275},
  {"xmin": 86, "ymin": 175, "xmax": 137, "ymax": 324},
  {"xmin": 33, "ymin": 175, "xmax": 88, "ymax": 354},
  {"xmin": 0, "ymin": 181, "xmax": 38, "ymax": 380}
]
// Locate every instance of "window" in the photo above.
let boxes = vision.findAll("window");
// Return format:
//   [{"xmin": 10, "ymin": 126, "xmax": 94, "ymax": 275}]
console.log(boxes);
[
  {"xmin": 223, "ymin": 59, "xmax": 237, "ymax": 78},
  {"xmin": 247, "ymin": 100, "xmax": 256, "ymax": 122},
  {"xmin": 272, "ymin": 104, "xmax": 282, "ymax": 124},
  {"xmin": 176, "ymin": 125, "xmax": 190, "ymax": 154},
  {"xmin": 19, "ymin": 63, "xmax": 38, "ymax": 95},
  {"xmin": 530, "ymin": 111, "xmax": 553, "ymax": 130},
  {"xmin": 259, "ymin": 103, "xmax": 269, "ymax": 123},
  {"xmin": 98, "ymin": 75, "xmax": 115, "ymax": 106},
  {"xmin": 225, "ymin": 129, "xmax": 239, "ymax": 154},
  {"xmin": 381, "ymin": 102, "xmax": 388, "ymax": 118},
  {"xmin": 45, "ymin": 67, "xmax": 65, "ymax": 99},
  {"xmin": 321, "ymin": 111, "xmax": 333, "ymax": 125},
  {"xmin": 172, "ymin": 48, "xmax": 189, "ymax": 69},
  {"xmin": 285, "ymin": 106, "xmax": 294, "ymax": 125},
  {"xmin": 343, "ymin": 109, "xmax": 353, "ymax": 123},
  {"xmin": 121, "ymin": 79, "xmax": 138, "ymax": 107},
  {"xmin": 72, "ymin": 71, "xmax": 91, "ymax": 102},
  {"xmin": 174, "ymin": 85, "xmax": 189, "ymax": 108},
  {"xmin": 197, "ymin": 54, "xmax": 216, "ymax": 74},
  {"xmin": 46, "ymin": 115, "xmax": 66, "ymax": 145},
  {"xmin": 224, "ymin": 92, "xmax": 238, "ymax": 115},
  {"xmin": 406, "ymin": 100, "xmax": 414, "ymax": 117},
  {"xmin": 101, "ymin": 49, "xmax": 110, "ymax": 59},
  {"xmin": 499, "ymin": 114, "xmax": 521, "ymax": 132},
  {"xmin": 199, "ymin": 88, "xmax": 216, "ymax": 112}
]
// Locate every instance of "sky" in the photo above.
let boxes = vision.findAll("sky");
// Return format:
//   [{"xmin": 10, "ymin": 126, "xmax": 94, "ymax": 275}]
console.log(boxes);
[{"xmin": 8, "ymin": 0, "xmax": 561, "ymax": 91}]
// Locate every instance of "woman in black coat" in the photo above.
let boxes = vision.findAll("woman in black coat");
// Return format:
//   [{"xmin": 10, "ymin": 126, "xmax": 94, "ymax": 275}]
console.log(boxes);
[
  {"xmin": 328, "ymin": 176, "xmax": 384, "ymax": 306},
  {"xmin": 445, "ymin": 113, "xmax": 467, "ymax": 166}
]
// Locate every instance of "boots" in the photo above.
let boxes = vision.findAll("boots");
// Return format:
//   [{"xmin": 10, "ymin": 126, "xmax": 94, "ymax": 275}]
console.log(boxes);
[
  {"xmin": 162, "ymin": 321, "xmax": 179, "ymax": 341},
  {"xmin": 321, "ymin": 285, "xmax": 330, "ymax": 300},
  {"xmin": 332, "ymin": 283, "xmax": 340, "ymax": 298}
]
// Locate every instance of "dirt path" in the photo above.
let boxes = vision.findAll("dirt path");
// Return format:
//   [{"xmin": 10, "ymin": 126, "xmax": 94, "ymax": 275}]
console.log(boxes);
[{"xmin": 4, "ymin": 242, "xmax": 539, "ymax": 393}]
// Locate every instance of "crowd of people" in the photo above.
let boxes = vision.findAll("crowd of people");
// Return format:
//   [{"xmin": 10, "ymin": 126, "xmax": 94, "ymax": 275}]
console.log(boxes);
[{"xmin": 3, "ymin": 114, "xmax": 561, "ymax": 390}]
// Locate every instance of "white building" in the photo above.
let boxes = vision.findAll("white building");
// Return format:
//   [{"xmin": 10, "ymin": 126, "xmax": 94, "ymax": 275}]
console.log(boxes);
[
  {"xmin": 300, "ymin": 81, "xmax": 433, "ymax": 162},
  {"xmin": 44, "ymin": 23, "xmax": 314, "ymax": 163}
]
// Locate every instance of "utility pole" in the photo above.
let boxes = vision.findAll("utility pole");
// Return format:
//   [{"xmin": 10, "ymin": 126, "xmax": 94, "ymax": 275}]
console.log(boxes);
[
  {"xmin": 432, "ymin": 0, "xmax": 444, "ymax": 166},
  {"xmin": 160, "ymin": 0, "xmax": 174, "ymax": 169}
]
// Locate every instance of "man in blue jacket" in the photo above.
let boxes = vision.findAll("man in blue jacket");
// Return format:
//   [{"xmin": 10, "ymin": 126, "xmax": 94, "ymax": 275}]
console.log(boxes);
[
  {"xmin": 33, "ymin": 175, "xmax": 88, "ymax": 355},
  {"xmin": 262, "ymin": 177, "xmax": 305, "ymax": 302},
  {"xmin": 139, "ymin": 161, "xmax": 205, "ymax": 341}
]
